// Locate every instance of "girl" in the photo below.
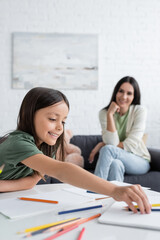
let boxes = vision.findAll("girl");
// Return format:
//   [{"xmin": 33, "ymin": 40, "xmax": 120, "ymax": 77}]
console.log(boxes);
[
  {"xmin": 0, "ymin": 87, "xmax": 151, "ymax": 214},
  {"xmin": 91, "ymin": 76, "xmax": 150, "ymax": 182}
]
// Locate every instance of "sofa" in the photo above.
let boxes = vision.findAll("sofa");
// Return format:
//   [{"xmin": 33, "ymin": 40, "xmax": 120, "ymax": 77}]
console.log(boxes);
[{"xmin": 38, "ymin": 135, "xmax": 160, "ymax": 192}]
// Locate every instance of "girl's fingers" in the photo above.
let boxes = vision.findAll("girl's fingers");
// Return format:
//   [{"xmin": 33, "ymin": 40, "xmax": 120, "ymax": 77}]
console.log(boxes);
[{"xmin": 126, "ymin": 185, "xmax": 151, "ymax": 214}]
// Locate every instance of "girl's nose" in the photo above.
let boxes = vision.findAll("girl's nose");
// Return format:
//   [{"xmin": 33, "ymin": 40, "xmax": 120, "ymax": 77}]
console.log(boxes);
[{"xmin": 56, "ymin": 122, "xmax": 63, "ymax": 131}]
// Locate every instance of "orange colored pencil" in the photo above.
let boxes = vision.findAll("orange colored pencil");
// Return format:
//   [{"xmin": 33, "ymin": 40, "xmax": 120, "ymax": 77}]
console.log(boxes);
[
  {"xmin": 77, "ymin": 213, "xmax": 101, "ymax": 225},
  {"xmin": 18, "ymin": 197, "xmax": 58, "ymax": 204}
]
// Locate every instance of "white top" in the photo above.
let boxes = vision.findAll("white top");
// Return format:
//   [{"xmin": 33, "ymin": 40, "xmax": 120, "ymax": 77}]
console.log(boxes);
[{"xmin": 99, "ymin": 105, "xmax": 151, "ymax": 161}]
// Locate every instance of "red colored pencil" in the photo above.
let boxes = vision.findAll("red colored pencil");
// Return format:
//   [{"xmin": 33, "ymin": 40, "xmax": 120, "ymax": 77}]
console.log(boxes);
[{"xmin": 77, "ymin": 227, "xmax": 85, "ymax": 240}]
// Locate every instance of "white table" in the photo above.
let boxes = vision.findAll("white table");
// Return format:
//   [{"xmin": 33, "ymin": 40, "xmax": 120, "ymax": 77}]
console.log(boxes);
[{"xmin": 1, "ymin": 183, "xmax": 160, "ymax": 240}]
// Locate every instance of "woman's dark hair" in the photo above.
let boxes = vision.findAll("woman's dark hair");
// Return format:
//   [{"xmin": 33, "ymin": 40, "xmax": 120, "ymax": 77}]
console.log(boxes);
[
  {"xmin": 104, "ymin": 76, "xmax": 141, "ymax": 110},
  {"xmin": 17, "ymin": 87, "xmax": 70, "ymax": 161}
]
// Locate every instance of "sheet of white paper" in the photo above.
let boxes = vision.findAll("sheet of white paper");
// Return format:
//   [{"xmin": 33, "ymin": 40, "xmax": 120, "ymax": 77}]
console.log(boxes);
[
  {"xmin": 98, "ymin": 193, "xmax": 160, "ymax": 230},
  {"xmin": 0, "ymin": 189, "xmax": 94, "ymax": 219}
]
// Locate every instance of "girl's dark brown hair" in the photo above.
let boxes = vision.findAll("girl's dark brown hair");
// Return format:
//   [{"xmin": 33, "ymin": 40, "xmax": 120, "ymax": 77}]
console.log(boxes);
[
  {"xmin": 104, "ymin": 76, "xmax": 141, "ymax": 110},
  {"xmin": 17, "ymin": 87, "xmax": 69, "ymax": 161}
]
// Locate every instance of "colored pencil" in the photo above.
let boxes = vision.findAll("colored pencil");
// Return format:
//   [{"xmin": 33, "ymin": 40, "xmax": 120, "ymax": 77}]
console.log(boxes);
[
  {"xmin": 18, "ymin": 197, "xmax": 58, "ymax": 204},
  {"xmin": 125, "ymin": 207, "xmax": 160, "ymax": 212},
  {"xmin": 58, "ymin": 204, "xmax": 103, "ymax": 215},
  {"xmin": 44, "ymin": 213, "xmax": 101, "ymax": 240},
  {"xmin": 95, "ymin": 196, "xmax": 111, "ymax": 200},
  {"xmin": 86, "ymin": 190, "xmax": 97, "ymax": 194},
  {"xmin": 77, "ymin": 227, "xmax": 85, "ymax": 240},
  {"xmin": 76, "ymin": 213, "xmax": 101, "ymax": 225},
  {"xmin": 44, "ymin": 219, "xmax": 83, "ymax": 234},
  {"xmin": 45, "ymin": 213, "xmax": 101, "ymax": 233},
  {"xmin": 22, "ymin": 213, "xmax": 101, "ymax": 238},
  {"xmin": 43, "ymin": 224, "xmax": 78, "ymax": 240},
  {"xmin": 23, "ymin": 218, "xmax": 81, "ymax": 237},
  {"xmin": 133, "ymin": 203, "xmax": 160, "ymax": 208},
  {"xmin": 17, "ymin": 217, "xmax": 78, "ymax": 234},
  {"xmin": 124, "ymin": 203, "xmax": 160, "ymax": 212},
  {"xmin": 151, "ymin": 204, "xmax": 160, "ymax": 207}
]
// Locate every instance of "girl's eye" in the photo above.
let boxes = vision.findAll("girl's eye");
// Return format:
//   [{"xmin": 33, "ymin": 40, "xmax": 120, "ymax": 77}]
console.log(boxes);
[
  {"xmin": 49, "ymin": 118, "xmax": 56, "ymax": 121},
  {"xmin": 62, "ymin": 121, "xmax": 66, "ymax": 125}
]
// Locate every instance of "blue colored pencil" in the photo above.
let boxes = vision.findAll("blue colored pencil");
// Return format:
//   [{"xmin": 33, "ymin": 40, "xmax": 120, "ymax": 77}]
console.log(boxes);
[
  {"xmin": 86, "ymin": 190, "xmax": 97, "ymax": 194},
  {"xmin": 127, "ymin": 208, "xmax": 160, "ymax": 212},
  {"xmin": 58, "ymin": 204, "xmax": 103, "ymax": 215},
  {"xmin": 151, "ymin": 209, "xmax": 160, "ymax": 211}
]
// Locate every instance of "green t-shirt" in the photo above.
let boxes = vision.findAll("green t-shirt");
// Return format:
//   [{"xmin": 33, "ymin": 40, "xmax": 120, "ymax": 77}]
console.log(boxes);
[
  {"xmin": 0, "ymin": 130, "xmax": 43, "ymax": 180},
  {"xmin": 114, "ymin": 111, "xmax": 129, "ymax": 142}
]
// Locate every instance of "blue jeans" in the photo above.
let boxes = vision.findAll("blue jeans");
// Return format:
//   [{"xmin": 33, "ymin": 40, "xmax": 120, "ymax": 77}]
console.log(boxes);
[{"xmin": 94, "ymin": 145, "xmax": 150, "ymax": 182}]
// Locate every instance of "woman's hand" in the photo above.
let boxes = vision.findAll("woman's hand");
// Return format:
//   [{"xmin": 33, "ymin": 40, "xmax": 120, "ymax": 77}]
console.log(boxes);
[
  {"xmin": 107, "ymin": 102, "xmax": 120, "ymax": 132},
  {"xmin": 88, "ymin": 142, "xmax": 105, "ymax": 163},
  {"xmin": 111, "ymin": 184, "xmax": 151, "ymax": 214},
  {"xmin": 108, "ymin": 101, "xmax": 120, "ymax": 115},
  {"xmin": 88, "ymin": 151, "xmax": 96, "ymax": 163},
  {"xmin": 117, "ymin": 142, "xmax": 124, "ymax": 149}
]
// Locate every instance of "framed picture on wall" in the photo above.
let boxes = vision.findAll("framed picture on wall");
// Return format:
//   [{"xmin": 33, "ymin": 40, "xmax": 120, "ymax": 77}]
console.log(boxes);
[{"xmin": 12, "ymin": 32, "xmax": 98, "ymax": 90}]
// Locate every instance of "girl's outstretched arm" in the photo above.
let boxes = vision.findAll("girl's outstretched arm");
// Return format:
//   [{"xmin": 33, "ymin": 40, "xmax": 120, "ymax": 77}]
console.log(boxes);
[
  {"xmin": 0, "ymin": 172, "xmax": 41, "ymax": 192},
  {"xmin": 22, "ymin": 154, "xmax": 151, "ymax": 214}
]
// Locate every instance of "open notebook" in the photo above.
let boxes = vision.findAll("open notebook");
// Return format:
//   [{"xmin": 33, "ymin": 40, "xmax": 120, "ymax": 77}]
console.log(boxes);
[{"xmin": 98, "ymin": 192, "xmax": 160, "ymax": 231}]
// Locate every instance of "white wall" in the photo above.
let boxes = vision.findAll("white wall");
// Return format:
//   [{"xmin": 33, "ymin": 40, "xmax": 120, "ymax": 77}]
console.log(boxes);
[{"xmin": 0, "ymin": 0, "xmax": 160, "ymax": 148}]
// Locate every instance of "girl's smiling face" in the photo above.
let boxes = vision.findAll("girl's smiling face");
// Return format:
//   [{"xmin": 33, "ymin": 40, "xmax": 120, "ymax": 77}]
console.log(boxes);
[
  {"xmin": 116, "ymin": 82, "xmax": 134, "ymax": 112},
  {"xmin": 34, "ymin": 101, "xmax": 69, "ymax": 146}
]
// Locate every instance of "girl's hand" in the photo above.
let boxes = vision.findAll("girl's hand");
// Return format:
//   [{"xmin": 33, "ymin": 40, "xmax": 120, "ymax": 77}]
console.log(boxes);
[
  {"xmin": 0, "ymin": 172, "xmax": 42, "ymax": 192},
  {"xmin": 108, "ymin": 102, "xmax": 120, "ymax": 115},
  {"xmin": 111, "ymin": 184, "xmax": 151, "ymax": 214},
  {"xmin": 31, "ymin": 172, "xmax": 42, "ymax": 182}
]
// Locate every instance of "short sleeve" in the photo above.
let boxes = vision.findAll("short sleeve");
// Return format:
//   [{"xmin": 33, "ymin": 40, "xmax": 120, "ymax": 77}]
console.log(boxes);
[{"xmin": 1, "ymin": 131, "xmax": 43, "ymax": 167}]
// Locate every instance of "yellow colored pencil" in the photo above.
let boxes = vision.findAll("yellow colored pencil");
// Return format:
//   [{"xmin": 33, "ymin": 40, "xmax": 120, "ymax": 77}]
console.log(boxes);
[
  {"xmin": 134, "ymin": 203, "xmax": 160, "ymax": 208},
  {"xmin": 17, "ymin": 217, "xmax": 78, "ymax": 234},
  {"xmin": 151, "ymin": 204, "xmax": 160, "ymax": 207}
]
